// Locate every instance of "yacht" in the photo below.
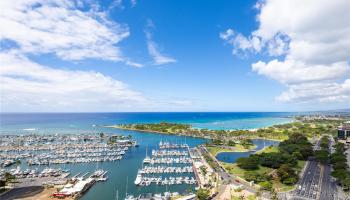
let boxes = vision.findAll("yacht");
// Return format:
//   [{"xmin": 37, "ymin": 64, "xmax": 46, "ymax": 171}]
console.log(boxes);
[
  {"xmin": 134, "ymin": 171, "xmax": 142, "ymax": 185},
  {"xmin": 125, "ymin": 195, "xmax": 136, "ymax": 200}
]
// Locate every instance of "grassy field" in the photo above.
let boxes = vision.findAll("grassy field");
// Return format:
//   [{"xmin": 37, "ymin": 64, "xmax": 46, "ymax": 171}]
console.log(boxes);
[
  {"xmin": 234, "ymin": 144, "xmax": 257, "ymax": 152},
  {"xmin": 207, "ymin": 144, "xmax": 257, "ymax": 156},
  {"xmin": 255, "ymin": 146, "xmax": 279, "ymax": 154},
  {"xmin": 207, "ymin": 146, "xmax": 234, "ymax": 156},
  {"xmin": 220, "ymin": 162, "xmax": 274, "ymax": 177}
]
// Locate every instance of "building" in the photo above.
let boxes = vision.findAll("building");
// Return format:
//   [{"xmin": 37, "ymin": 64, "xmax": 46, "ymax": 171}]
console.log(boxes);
[{"xmin": 337, "ymin": 121, "xmax": 350, "ymax": 140}]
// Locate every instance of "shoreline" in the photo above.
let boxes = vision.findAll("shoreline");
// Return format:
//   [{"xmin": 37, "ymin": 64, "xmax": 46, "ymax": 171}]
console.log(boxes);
[
  {"xmin": 103, "ymin": 125, "xmax": 285, "ymax": 141},
  {"xmin": 103, "ymin": 125, "xmax": 209, "ymax": 139}
]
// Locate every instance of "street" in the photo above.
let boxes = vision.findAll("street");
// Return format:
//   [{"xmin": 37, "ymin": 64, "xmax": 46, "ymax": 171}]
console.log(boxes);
[{"xmin": 293, "ymin": 160, "xmax": 320, "ymax": 199}]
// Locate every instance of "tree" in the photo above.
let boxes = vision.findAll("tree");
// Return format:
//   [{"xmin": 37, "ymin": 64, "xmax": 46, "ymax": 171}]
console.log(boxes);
[
  {"xmin": 241, "ymin": 139, "xmax": 254, "ymax": 149},
  {"xmin": 259, "ymin": 181, "xmax": 272, "ymax": 191},
  {"xmin": 244, "ymin": 171, "xmax": 270, "ymax": 183},
  {"xmin": 236, "ymin": 157, "xmax": 259, "ymax": 170},
  {"xmin": 200, "ymin": 166, "xmax": 208, "ymax": 178},
  {"xmin": 228, "ymin": 140, "xmax": 236, "ymax": 146},
  {"xmin": 314, "ymin": 150, "xmax": 329, "ymax": 164},
  {"xmin": 0, "ymin": 180, "xmax": 6, "ymax": 187},
  {"xmin": 277, "ymin": 164, "xmax": 298, "ymax": 185},
  {"xmin": 342, "ymin": 176, "xmax": 350, "ymax": 191},
  {"xmin": 4, "ymin": 172, "xmax": 15, "ymax": 182},
  {"xmin": 196, "ymin": 188, "xmax": 210, "ymax": 200}
]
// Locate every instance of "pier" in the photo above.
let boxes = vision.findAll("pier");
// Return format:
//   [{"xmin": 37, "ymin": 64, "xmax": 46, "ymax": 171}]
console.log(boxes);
[{"xmin": 135, "ymin": 142, "xmax": 198, "ymax": 188}]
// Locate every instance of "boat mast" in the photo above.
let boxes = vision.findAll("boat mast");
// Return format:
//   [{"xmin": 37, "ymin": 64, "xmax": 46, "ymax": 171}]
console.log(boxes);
[
  {"xmin": 114, "ymin": 189, "xmax": 118, "ymax": 200},
  {"xmin": 125, "ymin": 176, "xmax": 129, "ymax": 197}
]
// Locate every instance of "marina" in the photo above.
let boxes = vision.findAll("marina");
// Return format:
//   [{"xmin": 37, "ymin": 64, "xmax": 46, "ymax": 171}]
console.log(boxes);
[
  {"xmin": 135, "ymin": 142, "xmax": 198, "ymax": 188},
  {"xmin": 0, "ymin": 112, "xmax": 288, "ymax": 200},
  {"xmin": 0, "ymin": 134, "xmax": 136, "ymax": 166}
]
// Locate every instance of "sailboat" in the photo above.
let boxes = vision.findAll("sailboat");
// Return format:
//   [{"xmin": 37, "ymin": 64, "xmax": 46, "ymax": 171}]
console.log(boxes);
[
  {"xmin": 126, "ymin": 177, "xmax": 136, "ymax": 199},
  {"xmin": 143, "ymin": 146, "xmax": 151, "ymax": 164}
]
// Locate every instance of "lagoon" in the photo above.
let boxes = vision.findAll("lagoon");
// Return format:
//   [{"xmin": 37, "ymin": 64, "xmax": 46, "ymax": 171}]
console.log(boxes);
[{"xmin": 216, "ymin": 139, "xmax": 280, "ymax": 163}]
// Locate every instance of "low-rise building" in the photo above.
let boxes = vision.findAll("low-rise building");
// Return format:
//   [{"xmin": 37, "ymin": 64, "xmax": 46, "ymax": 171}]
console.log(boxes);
[{"xmin": 337, "ymin": 121, "xmax": 350, "ymax": 140}]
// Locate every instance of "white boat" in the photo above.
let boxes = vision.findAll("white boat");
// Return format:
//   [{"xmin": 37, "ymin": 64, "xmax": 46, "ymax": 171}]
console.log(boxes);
[
  {"xmin": 134, "ymin": 172, "xmax": 142, "ymax": 185},
  {"xmin": 125, "ymin": 195, "xmax": 136, "ymax": 200},
  {"xmin": 143, "ymin": 156, "xmax": 151, "ymax": 164},
  {"xmin": 143, "ymin": 146, "xmax": 151, "ymax": 164}
]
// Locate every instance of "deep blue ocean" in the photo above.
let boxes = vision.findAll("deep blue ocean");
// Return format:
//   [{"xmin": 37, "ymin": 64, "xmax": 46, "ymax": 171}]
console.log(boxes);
[
  {"xmin": 0, "ymin": 112, "xmax": 292, "ymax": 199},
  {"xmin": 0, "ymin": 112, "xmax": 293, "ymax": 134}
]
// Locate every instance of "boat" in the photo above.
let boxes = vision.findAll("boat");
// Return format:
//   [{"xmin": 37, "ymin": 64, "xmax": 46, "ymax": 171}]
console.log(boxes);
[
  {"xmin": 143, "ymin": 146, "xmax": 151, "ymax": 164},
  {"xmin": 134, "ymin": 171, "xmax": 142, "ymax": 185},
  {"xmin": 143, "ymin": 156, "xmax": 151, "ymax": 164},
  {"xmin": 125, "ymin": 195, "xmax": 136, "ymax": 200}
]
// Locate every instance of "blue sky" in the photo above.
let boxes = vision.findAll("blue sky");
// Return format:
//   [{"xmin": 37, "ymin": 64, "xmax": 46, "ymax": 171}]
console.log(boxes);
[{"xmin": 0, "ymin": 0, "xmax": 349, "ymax": 112}]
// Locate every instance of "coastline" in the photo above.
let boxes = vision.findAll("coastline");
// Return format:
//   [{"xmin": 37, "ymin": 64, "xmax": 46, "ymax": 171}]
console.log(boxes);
[
  {"xmin": 103, "ymin": 125, "xmax": 209, "ymax": 139},
  {"xmin": 103, "ymin": 125, "xmax": 285, "ymax": 141}
]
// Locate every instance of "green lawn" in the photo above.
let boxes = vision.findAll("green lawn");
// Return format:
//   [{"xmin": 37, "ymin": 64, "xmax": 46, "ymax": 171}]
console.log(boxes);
[
  {"xmin": 207, "ymin": 146, "xmax": 234, "ymax": 156},
  {"xmin": 234, "ymin": 144, "xmax": 257, "ymax": 152},
  {"xmin": 255, "ymin": 146, "xmax": 279, "ymax": 154},
  {"xmin": 220, "ymin": 162, "xmax": 273, "ymax": 178},
  {"xmin": 207, "ymin": 144, "xmax": 257, "ymax": 156}
]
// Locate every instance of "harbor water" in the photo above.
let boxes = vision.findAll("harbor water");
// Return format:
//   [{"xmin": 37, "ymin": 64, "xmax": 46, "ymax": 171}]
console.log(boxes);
[{"xmin": 0, "ymin": 112, "xmax": 292, "ymax": 199}]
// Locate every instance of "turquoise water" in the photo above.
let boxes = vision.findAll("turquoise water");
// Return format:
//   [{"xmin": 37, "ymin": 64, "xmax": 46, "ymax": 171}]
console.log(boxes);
[
  {"xmin": 0, "ymin": 112, "xmax": 293, "ymax": 134},
  {"xmin": 0, "ymin": 112, "xmax": 292, "ymax": 199}
]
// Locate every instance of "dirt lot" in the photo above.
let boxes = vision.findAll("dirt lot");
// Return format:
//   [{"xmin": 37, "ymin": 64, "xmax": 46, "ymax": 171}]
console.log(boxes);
[{"xmin": 19, "ymin": 187, "xmax": 74, "ymax": 200}]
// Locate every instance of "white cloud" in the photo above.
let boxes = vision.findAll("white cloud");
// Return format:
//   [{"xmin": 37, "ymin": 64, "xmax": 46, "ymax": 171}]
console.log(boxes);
[
  {"xmin": 0, "ymin": 52, "xmax": 146, "ymax": 112},
  {"xmin": 145, "ymin": 20, "xmax": 176, "ymax": 65},
  {"xmin": 221, "ymin": 0, "xmax": 350, "ymax": 104},
  {"xmin": 277, "ymin": 80, "xmax": 350, "ymax": 103},
  {"xmin": 0, "ymin": 0, "xmax": 142, "ymax": 66},
  {"xmin": 220, "ymin": 29, "xmax": 262, "ymax": 55},
  {"xmin": 252, "ymin": 60, "xmax": 350, "ymax": 85},
  {"xmin": 0, "ymin": 1, "xmax": 193, "ymax": 112}
]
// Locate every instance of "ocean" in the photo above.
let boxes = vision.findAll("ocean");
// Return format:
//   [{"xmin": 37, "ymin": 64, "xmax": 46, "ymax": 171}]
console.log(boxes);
[
  {"xmin": 0, "ymin": 112, "xmax": 292, "ymax": 199},
  {"xmin": 0, "ymin": 112, "xmax": 293, "ymax": 134}
]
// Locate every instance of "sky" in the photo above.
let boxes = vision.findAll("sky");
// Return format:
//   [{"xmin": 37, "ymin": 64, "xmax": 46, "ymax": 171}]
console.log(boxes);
[{"xmin": 0, "ymin": 0, "xmax": 349, "ymax": 112}]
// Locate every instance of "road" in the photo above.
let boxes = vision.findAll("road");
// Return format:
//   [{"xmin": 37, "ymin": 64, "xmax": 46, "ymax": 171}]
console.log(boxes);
[
  {"xmin": 285, "ymin": 135, "xmax": 346, "ymax": 200},
  {"xmin": 319, "ymin": 163, "xmax": 338, "ymax": 200},
  {"xmin": 293, "ymin": 160, "xmax": 320, "ymax": 199},
  {"xmin": 319, "ymin": 136, "xmax": 338, "ymax": 200},
  {"xmin": 198, "ymin": 146, "xmax": 271, "ymax": 200}
]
